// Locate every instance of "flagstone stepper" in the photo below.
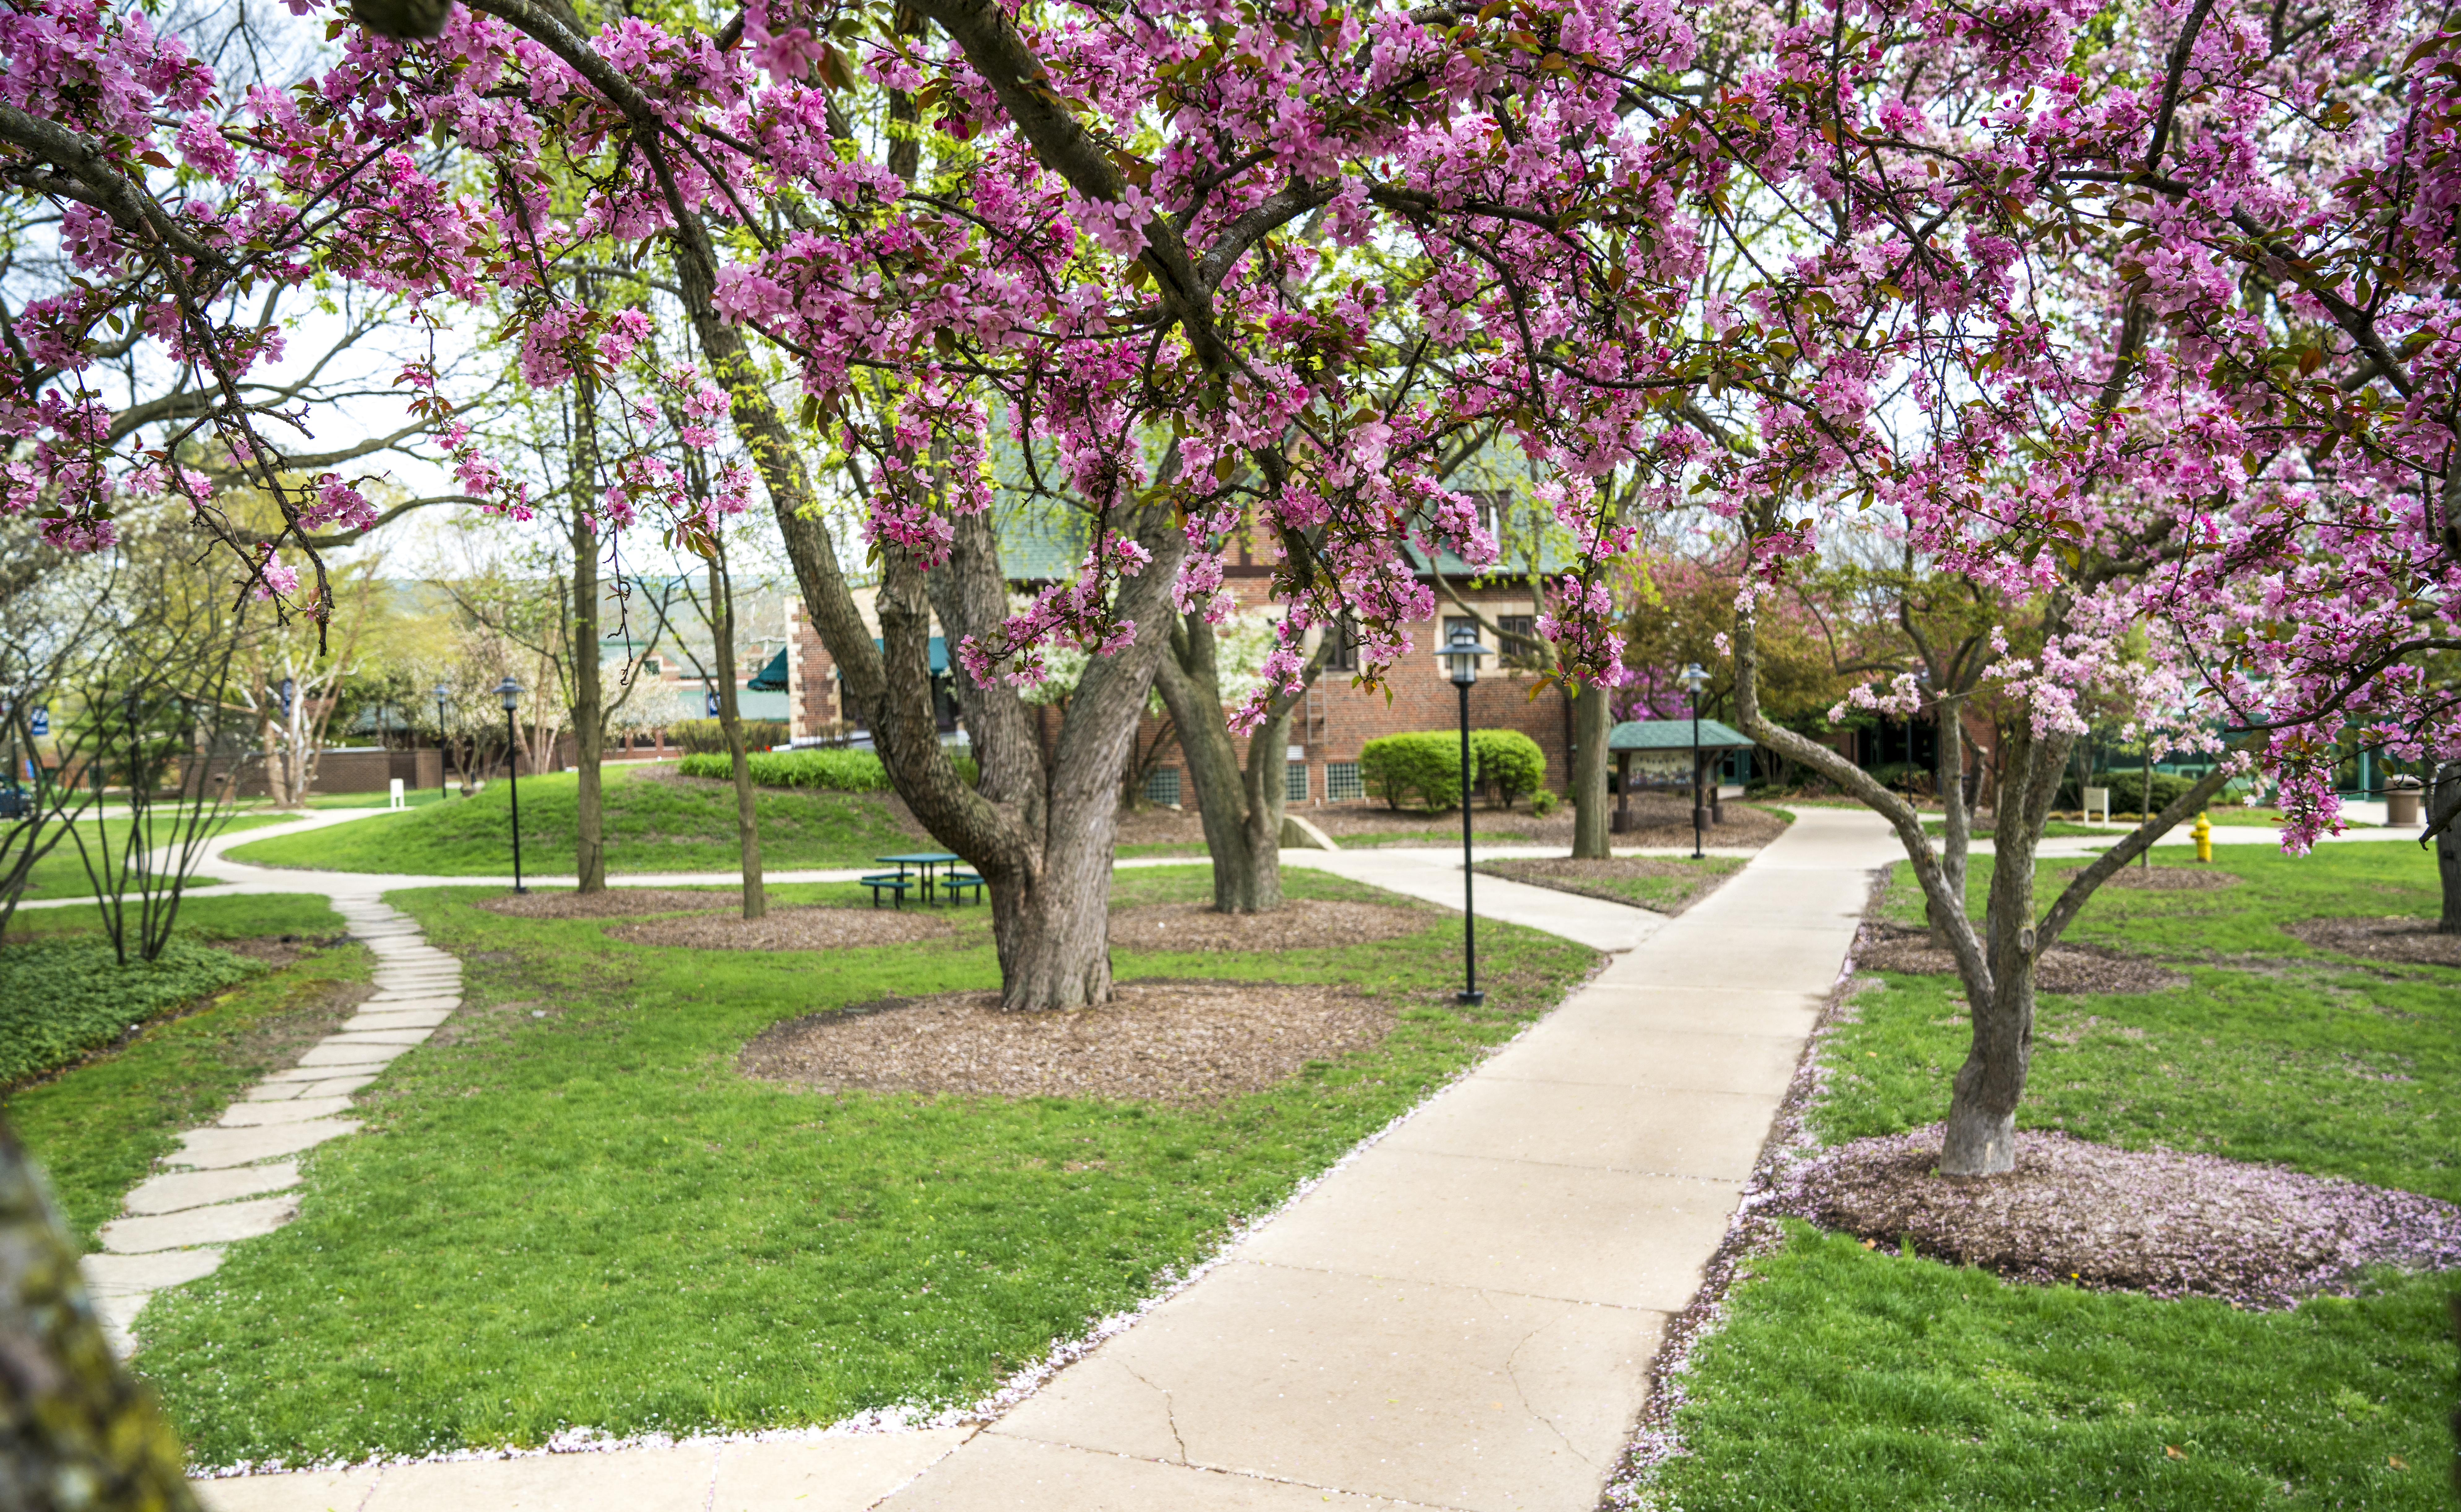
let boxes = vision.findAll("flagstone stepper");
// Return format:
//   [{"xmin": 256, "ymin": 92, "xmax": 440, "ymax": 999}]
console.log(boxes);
[
  {"xmin": 171, "ymin": 1119, "xmax": 361, "ymax": 1169},
  {"xmin": 101, "ymin": 1195, "xmax": 299, "ymax": 1255},
  {"xmin": 322, "ymin": 1028, "xmax": 435, "ymax": 1048},
  {"xmin": 82, "ymin": 1247, "xmax": 226, "ymax": 1295},
  {"xmin": 344, "ymin": 1010, "xmax": 453, "ymax": 1032},
  {"xmin": 218, "ymin": 1096, "xmax": 356, "ymax": 1127},
  {"xmin": 122, "ymin": 1162, "xmax": 301, "ymax": 1217},
  {"xmin": 295, "ymin": 1042, "xmax": 411, "ymax": 1069}
]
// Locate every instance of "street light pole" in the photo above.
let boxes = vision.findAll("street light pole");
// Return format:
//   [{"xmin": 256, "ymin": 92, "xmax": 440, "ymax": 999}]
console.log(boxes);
[
  {"xmin": 1680, "ymin": 662, "xmax": 1709, "ymax": 860},
  {"xmin": 1446, "ymin": 624, "xmax": 1493, "ymax": 1006},
  {"xmin": 497, "ymin": 676, "xmax": 526, "ymax": 894}
]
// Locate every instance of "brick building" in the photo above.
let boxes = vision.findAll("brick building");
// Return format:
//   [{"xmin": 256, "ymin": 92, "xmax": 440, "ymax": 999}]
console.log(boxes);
[{"xmin": 772, "ymin": 517, "xmax": 1577, "ymax": 809}]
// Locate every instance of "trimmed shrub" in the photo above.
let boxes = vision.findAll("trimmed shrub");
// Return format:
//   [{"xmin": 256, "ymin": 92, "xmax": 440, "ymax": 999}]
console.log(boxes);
[
  {"xmin": 672, "ymin": 718, "xmax": 788, "ymax": 755},
  {"xmin": 1471, "ymin": 729, "xmax": 1546, "ymax": 808},
  {"xmin": 1528, "ymin": 786, "xmax": 1560, "ymax": 817},
  {"xmin": 1358, "ymin": 729, "xmax": 1544, "ymax": 811},
  {"xmin": 1360, "ymin": 732, "xmax": 1467, "ymax": 811}
]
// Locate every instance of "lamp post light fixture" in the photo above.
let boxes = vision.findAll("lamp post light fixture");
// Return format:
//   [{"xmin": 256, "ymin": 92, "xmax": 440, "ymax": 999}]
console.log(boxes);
[
  {"xmin": 434, "ymin": 683, "xmax": 451, "ymax": 799},
  {"xmin": 1444, "ymin": 622, "xmax": 1493, "ymax": 1006},
  {"xmin": 497, "ymin": 675, "xmax": 526, "ymax": 894},
  {"xmin": 1679, "ymin": 661, "xmax": 1710, "ymax": 860}
]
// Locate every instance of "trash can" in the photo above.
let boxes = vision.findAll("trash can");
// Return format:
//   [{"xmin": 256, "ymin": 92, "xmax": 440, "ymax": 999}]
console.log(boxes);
[{"xmin": 2386, "ymin": 777, "xmax": 2422, "ymax": 827}]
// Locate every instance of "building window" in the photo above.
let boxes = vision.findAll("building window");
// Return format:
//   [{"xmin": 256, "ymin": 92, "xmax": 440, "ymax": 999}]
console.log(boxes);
[
  {"xmin": 1498, "ymin": 614, "xmax": 1542, "ymax": 669},
  {"xmin": 1144, "ymin": 766, "xmax": 1181, "ymax": 806},
  {"xmin": 1285, "ymin": 760, "xmax": 1309, "ymax": 803},
  {"xmin": 1326, "ymin": 761, "xmax": 1364, "ymax": 802},
  {"xmin": 1322, "ymin": 620, "xmax": 1357, "ymax": 672}
]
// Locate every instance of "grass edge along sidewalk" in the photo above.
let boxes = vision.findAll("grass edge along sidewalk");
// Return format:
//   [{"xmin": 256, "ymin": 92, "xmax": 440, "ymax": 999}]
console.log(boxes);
[
  {"xmin": 130, "ymin": 866, "xmax": 1599, "ymax": 1468},
  {"xmin": 1620, "ymin": 840, "xmax": 2456, "ymax": 1511}
]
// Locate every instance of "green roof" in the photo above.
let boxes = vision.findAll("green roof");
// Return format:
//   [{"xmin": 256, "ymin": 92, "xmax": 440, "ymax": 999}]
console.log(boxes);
[{"xmin": 1607, "ymin": 718, "xmax": 1754, "ymax": 753}]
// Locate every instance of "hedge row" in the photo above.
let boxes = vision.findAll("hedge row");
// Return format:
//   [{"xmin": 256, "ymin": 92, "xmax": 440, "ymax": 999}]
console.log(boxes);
[
  {"xmin": 669, "ymin": 718, "xmax": 789, "ymax": 755},
  {"xmin": 677, "ymin": 747, "xmax": 893, "ymax": 791},
  {"xmin": 677, "ymin": 747, "xmax": 980, "ymax": 791},
  {"xmin": 1359, "ymin": 729, "xmax": 1548, "ymax": 812}
]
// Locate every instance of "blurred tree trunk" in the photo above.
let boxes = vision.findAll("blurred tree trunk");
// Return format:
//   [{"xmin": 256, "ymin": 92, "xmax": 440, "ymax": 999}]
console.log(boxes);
[
  {"xmin": 2432, "ymin": 761, "xmax": 2460, "ymax": 935},
  {"xmin": 0, "ymin": 1118, "xmax": 198, "ymax": 1512}
]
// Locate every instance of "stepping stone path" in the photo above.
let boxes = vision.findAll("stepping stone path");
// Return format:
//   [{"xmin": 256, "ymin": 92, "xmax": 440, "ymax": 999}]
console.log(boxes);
[{"xmin": 82, "ymin": 896, "xmax": 458, "ymax": 1355}]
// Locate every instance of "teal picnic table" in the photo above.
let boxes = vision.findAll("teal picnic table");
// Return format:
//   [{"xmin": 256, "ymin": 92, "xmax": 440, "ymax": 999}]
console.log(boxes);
[{"xmin": 875, "ymin": 851, "xmax": 962, "ymax": 903}]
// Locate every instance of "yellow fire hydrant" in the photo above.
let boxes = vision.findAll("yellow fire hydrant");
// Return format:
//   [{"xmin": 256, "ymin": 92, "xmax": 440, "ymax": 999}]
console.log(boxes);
[{"xmin": 2192, "ymin": 811, "xmax": 2213, "ymax": 864}]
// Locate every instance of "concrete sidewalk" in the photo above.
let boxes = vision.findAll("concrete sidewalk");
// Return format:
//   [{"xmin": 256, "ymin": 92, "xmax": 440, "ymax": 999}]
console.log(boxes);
[{"xmin": 192, "ymin": 808, "xmax": 1897, "ymax": 1511}]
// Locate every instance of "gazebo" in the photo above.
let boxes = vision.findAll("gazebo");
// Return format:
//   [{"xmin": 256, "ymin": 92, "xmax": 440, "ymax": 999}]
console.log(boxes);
[{"xmin": 1606, "ymin": 717, "xmax": 1755, "ymax": 831}]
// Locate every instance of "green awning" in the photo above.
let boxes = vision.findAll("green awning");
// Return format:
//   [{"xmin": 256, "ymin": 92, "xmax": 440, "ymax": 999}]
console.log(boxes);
[
  {"xmin": 1607, "ymin": 717, "xmax": 1754, "ymax": 753},
  {"xmin": 746, "ymin": 646, "xmax": 789, "ymax": 691}
]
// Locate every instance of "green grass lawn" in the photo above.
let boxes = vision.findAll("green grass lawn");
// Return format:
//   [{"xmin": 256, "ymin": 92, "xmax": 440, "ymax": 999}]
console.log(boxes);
[
  {"xmin": 6, "ymin": 898, "xmax": 358, "ymax": 1247},
  {"xmin": 128, "ymin": 867, "xmax": 1597, "ymax": 1465},
  {"xmin": 223, "ymin": 764, "xmax": 919, "ymax": 875},
  {"xmin": 1637, "ymin": 840, "xmax": 2457, "ymax": 1510}
]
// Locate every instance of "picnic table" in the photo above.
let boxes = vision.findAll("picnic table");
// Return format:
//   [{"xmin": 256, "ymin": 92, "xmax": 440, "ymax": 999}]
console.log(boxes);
[{"xmin": 873, "ymin": 851, "xmax": 962, "ymax": 903}]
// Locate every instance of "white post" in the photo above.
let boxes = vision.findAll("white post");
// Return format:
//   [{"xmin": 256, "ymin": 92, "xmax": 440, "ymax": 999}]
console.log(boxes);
[{"xmin": 389, "ymin": 777, "xmax": 405, "ymax": 811}]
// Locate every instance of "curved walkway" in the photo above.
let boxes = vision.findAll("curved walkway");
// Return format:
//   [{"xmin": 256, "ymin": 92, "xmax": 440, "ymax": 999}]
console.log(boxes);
[{"xmin": 159, "ymin": 805, "xmax": 1900, "ymax": 1511}]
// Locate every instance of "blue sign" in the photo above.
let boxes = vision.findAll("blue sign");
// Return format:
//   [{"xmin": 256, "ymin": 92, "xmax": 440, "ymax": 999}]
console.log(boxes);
[{"xmin": 28, "ymin": 707, "xmax": 47, "ymax": 738}]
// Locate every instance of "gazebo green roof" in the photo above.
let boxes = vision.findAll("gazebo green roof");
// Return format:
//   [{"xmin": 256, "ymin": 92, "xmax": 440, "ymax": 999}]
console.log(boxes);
[{"xmin": 1607, "ymin": 717, "xmax": 1754, "ymax": 753}]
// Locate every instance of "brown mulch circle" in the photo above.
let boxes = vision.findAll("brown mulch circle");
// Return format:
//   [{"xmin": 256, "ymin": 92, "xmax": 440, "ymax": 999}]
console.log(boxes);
[
  {"xmin": 739, "ymin": 980, "xmax": 1396, "ymax": 1104},
  {"xmin": 1779, "ymin": 1124, "xmax": 2461, "ymax": 1308},
  {"xmin": 2092, "ymin": 865, "xmax": 2242, "ymax": 891},
  {"xmin": 2281, "ymin": 915, "xmax": 2461, "ymax": 968},
  {"xmin": 1108, "ymin": 900, "xmax": 1430, "ymax": 952},
  {"xmin": 1854, "ymin": 924, "xmax": 2186, "ymax": 994},
  {"xmin": 477, "ymin": 887, "xmax": 739, "ymax": 919},
  {"xmin": 609, "ymin": 906, "xmax": 954, "ymax": 951}
]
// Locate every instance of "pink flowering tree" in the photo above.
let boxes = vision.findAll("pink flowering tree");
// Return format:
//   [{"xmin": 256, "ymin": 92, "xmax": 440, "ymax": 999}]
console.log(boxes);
[
  {"xmin": 1657, "ymin": 0, "xmax": 2461, "ymax": 1172},
  {"xmin": 12, "ymin": 0, "xmax": 2455, "ymax": 1032}
]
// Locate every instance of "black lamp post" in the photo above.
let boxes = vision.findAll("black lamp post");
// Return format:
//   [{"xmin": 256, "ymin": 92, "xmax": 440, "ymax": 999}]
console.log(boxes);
[
  {"xmin": 434, "ymin": 682, "xmax": 451, "ymax": 799},
  {"xmin": 1445, "ymin": 623, "xmax": 1492, "ymax": 1006},
  {"xmin": 497, "ymin": 675, "xmax": 526, "ymax": 894},
  {"xmin": 1680, "ymin": 661, "xmax": 1709, "ymax": 860}
]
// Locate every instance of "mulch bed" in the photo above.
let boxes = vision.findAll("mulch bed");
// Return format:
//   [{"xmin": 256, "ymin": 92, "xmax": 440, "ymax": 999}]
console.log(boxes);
[
  {"xmin": 1777, "ymin": 1124, "xmax": 2461, "ymax": 1308},
  {"xmin": 608, "ymin": 906, "xmax": 954, "ymax": 950},
  {"xmin": 1475, "ymin": 856, "xmax": 1731, "ymax": 915},
  {"xmin": 477, "ymin": 887, "xmax": 739, "ymax": 919},
  {"xmin": 2091, "ymin": 865, "xmax": 2242, "ymax": 892},
  {"xmin": 2281, "ymin": 915, "xmax": 2461, "ymax": 968},
  {"xmin": 738, "ymin": 981, "xmax": 1395, "ymax": 1104},
  {"xmin": 1108, "ymin": 900, "xmax": 1430, "ymax": 952},
  {"xmin": 1853, "ymin": 924, "xmax": 2187, "ymax": 994}
]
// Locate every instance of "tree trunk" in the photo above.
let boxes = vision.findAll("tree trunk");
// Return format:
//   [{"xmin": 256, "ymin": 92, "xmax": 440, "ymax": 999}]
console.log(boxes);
[
  {"xmin": 2433, "ymin": 761, "xmax": 2461, "ymax": 934},
  {"xmin": 1570, "ymin": 681, "xmax": 1610, "ymax": 859},
  {"xmin": 1152, "ymin": 610, "xmax": 1312, "ymax": 913},
  {"xmin": 570, "ymin": 494, "xmax": 607, "ymax": 895},
  {"xmin": 665, "ymin": 201, "xmax": 1179, "ymax": 1008},
  {"xmin": 710, "ymin": 549, "xmax": 765, "ymax": 919},
  {"xmin": 0, "ymin": 1118, "xmax": 200, "ymax": 1512},
  {"xmin": 1927, "ymin": 696, "xmax": 1968, "ymax": 948},
  {"xmin": 1729, "ymin": 596, "xmax": 2237, "ymax": 1178},
  {"xmin": 1939, "ymin": 718, "xmax": 2065, "ymax": 1173}
]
